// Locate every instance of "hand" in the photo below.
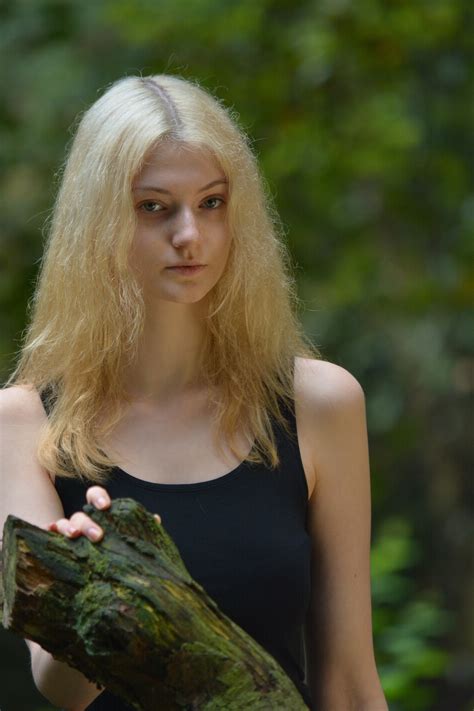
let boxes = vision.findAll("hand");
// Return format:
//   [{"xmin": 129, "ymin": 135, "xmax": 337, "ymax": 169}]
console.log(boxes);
[{"xmin": 44, "ymin": 486, "xmax": 162, "ymax": 542}]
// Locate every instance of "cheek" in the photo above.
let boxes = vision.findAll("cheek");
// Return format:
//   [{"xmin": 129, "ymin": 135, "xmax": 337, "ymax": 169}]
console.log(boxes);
[
  {"xmin": 128, "ymin": 245, "xmax": 145, "ymax": 278},
  {"xmin": 215, "ymin": 228, "xmax": 232, "ymax": 264},
  {"xmin": 129, "ymin": 231, "xmax": 159, "ymax": 273},
  {"xmin": 222, "ymin": 242, "xmax": 232, "ymax": 270}
]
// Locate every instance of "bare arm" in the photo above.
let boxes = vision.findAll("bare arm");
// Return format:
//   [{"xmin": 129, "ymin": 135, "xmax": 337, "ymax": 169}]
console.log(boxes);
[
  {"xmin": 0, "ymin": 385, "xmax": 104, "ymax": 710},
  {"xmin": 295, "ymin": 360, "xmax": 388, "ymax": 710},
  {"xmin": 25, "ymin": 639, "xmax": 102, "ymax": 711}
]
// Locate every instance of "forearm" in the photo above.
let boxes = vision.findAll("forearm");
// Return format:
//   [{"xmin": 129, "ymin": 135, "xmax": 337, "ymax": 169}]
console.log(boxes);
[
  {"xmin": 308, "ymin": 683, "xmax": 389, "ymax": 711},
  {"xmin": 306, "ymin": 661, "xmax": 388, "ymax": 711},
  {"xmin": 27, "ymin": 639, "xmax": 103, "ymax": 711},
  {"xmin": 352, "ymin": 696, "xmax": 389, "ymax": 711}
]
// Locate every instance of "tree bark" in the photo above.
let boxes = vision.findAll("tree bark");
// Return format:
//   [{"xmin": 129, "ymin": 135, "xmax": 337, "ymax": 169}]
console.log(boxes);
[{"xmin": 1, "ymin": 497, "xmax": 308, "ymax": 710}]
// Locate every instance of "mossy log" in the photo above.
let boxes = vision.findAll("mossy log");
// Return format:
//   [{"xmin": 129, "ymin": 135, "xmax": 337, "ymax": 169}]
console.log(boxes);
[{"xmin": 1, "ymin": 497, "xmax": 308, "ymax": 710}]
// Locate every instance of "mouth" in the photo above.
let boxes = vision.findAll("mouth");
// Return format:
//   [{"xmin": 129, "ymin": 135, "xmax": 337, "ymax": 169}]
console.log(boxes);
[{"xmin": 165, "ymin": 265, "xmax": 206, "ymax": 276}]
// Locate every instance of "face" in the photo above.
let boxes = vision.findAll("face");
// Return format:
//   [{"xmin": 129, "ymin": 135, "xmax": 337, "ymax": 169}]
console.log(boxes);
[{"xmin": 130, "ymin": 141, "xmax": 231, "ymax": 306}]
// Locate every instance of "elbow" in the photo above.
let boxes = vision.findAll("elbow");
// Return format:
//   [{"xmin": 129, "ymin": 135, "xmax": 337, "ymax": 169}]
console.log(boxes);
[
  {"xmin": 358, "ymin": 701, "xmax": 389, "ymax": 711},
  {"xmin": 33, "ymin": 677, "xmax": 88, "ymax": 711},
  {"xmin": 30, "ymin": 646, "xmax": 90, "ymax": 711},
  {"xmin": 359, "ymin": 690, "xmax": 389, "ymax": 711}
]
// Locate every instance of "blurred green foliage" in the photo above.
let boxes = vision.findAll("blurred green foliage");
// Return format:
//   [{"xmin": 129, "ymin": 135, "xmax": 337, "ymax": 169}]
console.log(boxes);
[
  {"xmin": 371, "ymin": 517, "xmax": 453, "ymax": 710},
  {"xmin": 1, "ymin": 0, "xmax": 472, "ymax": 709}
]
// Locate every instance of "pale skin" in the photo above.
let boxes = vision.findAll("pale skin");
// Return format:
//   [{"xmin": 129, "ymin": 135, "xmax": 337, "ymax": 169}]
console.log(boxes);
[{"xmin": 0, "ymin": 141, "xmax": 388, "ymax": 710}]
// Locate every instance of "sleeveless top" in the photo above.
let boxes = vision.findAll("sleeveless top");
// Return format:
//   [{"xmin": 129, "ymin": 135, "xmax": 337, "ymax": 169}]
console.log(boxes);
[{"xmin": 39, "ymin": 390, "xmax": 314, "ymax": 710}]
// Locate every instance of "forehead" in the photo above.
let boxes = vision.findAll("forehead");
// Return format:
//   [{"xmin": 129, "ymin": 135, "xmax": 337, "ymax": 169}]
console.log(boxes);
[{"xmin": 134, "ymin": 141, "xmax": 225, "ymax": 187}]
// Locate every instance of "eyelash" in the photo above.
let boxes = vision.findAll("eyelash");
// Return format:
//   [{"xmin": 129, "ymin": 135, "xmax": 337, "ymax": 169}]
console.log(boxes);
[{"xmin": 138, "ymin": 196, "xmax": 225, "ymax": 213}]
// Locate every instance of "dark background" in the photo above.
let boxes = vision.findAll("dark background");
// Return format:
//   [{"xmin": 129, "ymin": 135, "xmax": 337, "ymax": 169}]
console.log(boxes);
[{"xmin": 0, "ymin": 1, "xmax": 472, "ymax": 709}]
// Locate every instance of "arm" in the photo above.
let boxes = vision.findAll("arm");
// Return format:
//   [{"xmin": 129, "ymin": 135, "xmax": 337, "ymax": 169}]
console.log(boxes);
[
  {"xmin": 295, "ymin": 360, "xmax": 388, "ymax": 710},
  {"xmin": 26, "ymin": 639, "xmax": 102, "ymax": 711},
  {"xmin": 0, "ymin": 385, "xmax": 104, "ymax": 711}
]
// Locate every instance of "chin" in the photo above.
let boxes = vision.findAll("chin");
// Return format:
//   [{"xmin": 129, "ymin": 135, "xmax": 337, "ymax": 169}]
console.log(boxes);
[{"xmin": 153, "ymin": 289, "xmax": 212, "ymax": 305}]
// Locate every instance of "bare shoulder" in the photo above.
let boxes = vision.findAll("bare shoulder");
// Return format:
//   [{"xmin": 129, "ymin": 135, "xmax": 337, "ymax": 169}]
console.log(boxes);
[
  {"xmin": 293, "ymin": 358, "xmax": 366, "ymax": 498},
  {"xmin": 0, "ymin": 384, "xmax": 52, "ymax": 482},
  {"xmin": 0, "ymin": 383, "xmax": 47, "ymax": 425},
  {"xmin": 294, "ymin": 356, "xmax": 365, "ymax": 410}
]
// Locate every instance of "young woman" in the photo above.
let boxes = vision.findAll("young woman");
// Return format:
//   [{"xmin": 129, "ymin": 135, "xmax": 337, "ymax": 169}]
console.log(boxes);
[{"xmin": 0, "ymin": 75, "xmax": 388, "ymax": 710}]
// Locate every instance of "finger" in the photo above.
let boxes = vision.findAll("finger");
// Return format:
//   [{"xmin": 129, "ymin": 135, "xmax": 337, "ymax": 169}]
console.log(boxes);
[
  {"xmin": 50, "ymin": 515, "xmax": 102, "ymax": 542},
  {"xmin": 41, "ymin": 521, "xmax": 57, "ymax": 531},
  {"xmin": 50, "ymin": 517, "xmax": 79, "ymax": 538},
  {"xmin": 86, "ymin": 486, "xmax": 111, "ymax": 510},
  {"xmin": 69, "ymin": 512, "xmax": 103, "ymax": 541}
]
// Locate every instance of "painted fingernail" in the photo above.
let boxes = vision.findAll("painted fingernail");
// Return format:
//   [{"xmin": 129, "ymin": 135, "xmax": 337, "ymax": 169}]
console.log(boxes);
[
  {"xmin": 97, "ymin": 497, "xmax": 108, "ymax": 509},
  {"xmin": 87, "ymin": 527, "xmax": 102, "ymax": 540}
]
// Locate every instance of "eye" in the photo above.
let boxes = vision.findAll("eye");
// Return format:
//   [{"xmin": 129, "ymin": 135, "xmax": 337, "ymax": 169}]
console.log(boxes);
[
  {"xmin": 201, "ymin": 196, "xmax": 225, "ymax": 209},
  {"xmin": 138, "ymin": 201, "xmax": 164, "ymax": 213}
]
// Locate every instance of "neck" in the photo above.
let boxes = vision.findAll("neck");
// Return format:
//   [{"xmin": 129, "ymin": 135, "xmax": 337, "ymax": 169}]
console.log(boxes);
[{"xmin": 123, "ymin": 300, "xmax": 209, "ymax": 403}]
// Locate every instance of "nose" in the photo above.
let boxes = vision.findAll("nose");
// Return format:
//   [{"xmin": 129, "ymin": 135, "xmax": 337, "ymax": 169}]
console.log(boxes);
[{"xmin": 170, "ymin": 207, "xmax": 200, "ymax": 249}]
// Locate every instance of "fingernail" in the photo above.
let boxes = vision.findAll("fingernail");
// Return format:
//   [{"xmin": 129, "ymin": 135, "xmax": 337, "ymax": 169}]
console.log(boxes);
[
  {"xmin": 87, "ymin": 527, "xmax": 102, "ymax": 540},
  {"xmin": 154, "ymin": 514, "xmax": 161, "ymax": 524},
  {"xmin": 97, "ymin": 497, "xmax": 108, "ymax": 509},
  {"xmin": 67, "ymin": 526, "xmax": 78, "ymax": 535}
]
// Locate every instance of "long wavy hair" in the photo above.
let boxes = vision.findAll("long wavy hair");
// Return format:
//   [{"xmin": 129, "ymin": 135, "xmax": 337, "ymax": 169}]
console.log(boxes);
[{"xmin": 5, "ymin": 74, "xmax": 320, "ymax": 482}]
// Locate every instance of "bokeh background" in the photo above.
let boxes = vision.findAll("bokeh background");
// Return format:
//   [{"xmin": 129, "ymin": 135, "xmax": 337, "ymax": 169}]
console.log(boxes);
[{"xmin": 0, "ymin": 1, "xmax": 472, "ymax": 710}]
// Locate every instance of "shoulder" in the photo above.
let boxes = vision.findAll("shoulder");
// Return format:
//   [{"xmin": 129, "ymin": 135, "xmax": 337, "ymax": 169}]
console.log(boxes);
[
  {"xmin": 294, "ymin": 356, "xmax": 365, "ymax": 420},
  {"xmin": 293, "ymin": 358, "xmax": 367, "ymax": 495},
  {"xmin": 0, "ymin": 384, "xmax": 47, "ymax": 425},
  {"xmin": 0, "ymin": 385, "xmax": 56, "ymax": 486}
]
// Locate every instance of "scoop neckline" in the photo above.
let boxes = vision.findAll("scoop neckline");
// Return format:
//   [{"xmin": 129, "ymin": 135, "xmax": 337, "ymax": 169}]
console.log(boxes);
[{"xmin": 112, "ymin": 457, "xmax": 253, "ymax": 492}]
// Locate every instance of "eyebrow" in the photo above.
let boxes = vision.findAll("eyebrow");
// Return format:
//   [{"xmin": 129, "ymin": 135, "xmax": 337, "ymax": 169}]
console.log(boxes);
[{"xmin": 133, "ymin": 178, "xmax": 228, "ymax": 194}]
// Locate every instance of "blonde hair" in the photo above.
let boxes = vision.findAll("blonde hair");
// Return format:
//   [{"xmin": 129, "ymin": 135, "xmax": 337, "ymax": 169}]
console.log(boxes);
[{"xmin": 5, "ymin": 74, "xmax": 320, "ymax": 482}]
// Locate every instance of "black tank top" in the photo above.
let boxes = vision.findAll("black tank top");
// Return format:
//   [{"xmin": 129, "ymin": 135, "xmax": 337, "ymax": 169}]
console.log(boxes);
[{"xmin": 40, "ymin": 390, "xmax": 313, "ymax": 710}]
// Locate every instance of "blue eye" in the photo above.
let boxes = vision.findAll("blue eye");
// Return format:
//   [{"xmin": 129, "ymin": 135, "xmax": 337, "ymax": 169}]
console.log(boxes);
[
  {"xmin": 139, "ymin": 201, "xmax": 163, "ymax": 213},
  {"xmin": 202, "ymin": 197, "xmax": 224, "ymax": 209}
]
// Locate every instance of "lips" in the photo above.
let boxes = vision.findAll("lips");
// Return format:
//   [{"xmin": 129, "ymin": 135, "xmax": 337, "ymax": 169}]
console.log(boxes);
[{"xmin": 166, "ymin": 265, "xmax": 206, "ymax": 275}]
